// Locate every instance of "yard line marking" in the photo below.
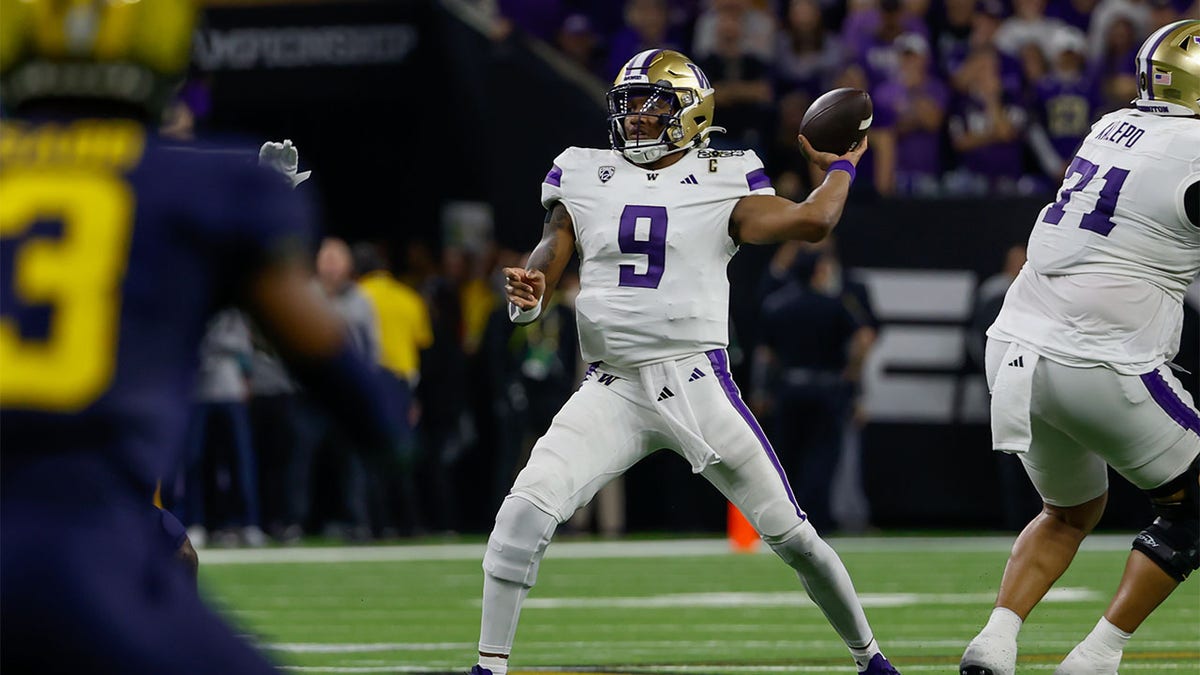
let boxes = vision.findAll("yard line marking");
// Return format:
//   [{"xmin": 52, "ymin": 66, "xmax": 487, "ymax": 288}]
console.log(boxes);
[
  {"xmin": 600, "ymin": 662, "xmax": 1200, "ymax": 667},
  {"xmin": 282, "ymin": 662, "xmax": 451, "ymax": 667},
  {"xmin": 625, "ymin": 659, "xmax": 1200, "ymax": 673},
  {"xmin": 280, "ymin": 662, "xmax": 1200, "ymax": 674},
  {"xmin": 201, "ymin": 535, "xmax": 1135, "ymax": 565},
  {"xmin": 520, "ymin": 588, "xmax": 1100, "ymax": 609},
  {"xmin": 266, "ymin": 639, "xmax": 1200, "ymax": 653},
  {"xmin": 268, "ymin": 642, "xmax": 474, "ymax": 653}
]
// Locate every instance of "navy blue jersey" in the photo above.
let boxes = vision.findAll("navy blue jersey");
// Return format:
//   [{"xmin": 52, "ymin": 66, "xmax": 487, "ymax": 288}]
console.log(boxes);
[{"xmin": 0, "ymin": 117, "xmax": 312, "ymax": 496}]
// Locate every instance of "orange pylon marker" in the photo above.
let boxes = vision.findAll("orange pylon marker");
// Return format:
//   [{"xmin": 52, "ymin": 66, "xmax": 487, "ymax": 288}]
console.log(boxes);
[{"xmin": 727, "ymin": 502, "xmax": 761, "ymax": 552}]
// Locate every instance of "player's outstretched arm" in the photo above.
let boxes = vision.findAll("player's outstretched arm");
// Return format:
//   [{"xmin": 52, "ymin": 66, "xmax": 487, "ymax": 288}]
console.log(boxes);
[
  {"xmin": 505, "ymin": 201, "xmax": 577, "ymax": 324},
  {"xmin": 242, "ymin": 254, "xmax": 397, "ymax": 451},
  {"xmin": 730, "ymin": 135, "xmax": 868, "ymax": 245}
]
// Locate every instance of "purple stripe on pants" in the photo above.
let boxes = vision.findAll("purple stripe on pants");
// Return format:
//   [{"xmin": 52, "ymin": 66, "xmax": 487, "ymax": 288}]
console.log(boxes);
[
  {"xmin": 544, "ymin": 164, "xmax": 562, "ymax": 187},
  {"xmin": 705, "ymin": 349, "xmax": 806, "ymax": 520},
  {"xmin": 1141, "ymin": 368, "xmax": 1200, "ymax": 435}
]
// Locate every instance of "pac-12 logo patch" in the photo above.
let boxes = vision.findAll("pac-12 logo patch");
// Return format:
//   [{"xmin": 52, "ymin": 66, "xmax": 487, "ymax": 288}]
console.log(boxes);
[{"xmin": 598, "ymin": 166, "xmax": 615, "ymax": 183}]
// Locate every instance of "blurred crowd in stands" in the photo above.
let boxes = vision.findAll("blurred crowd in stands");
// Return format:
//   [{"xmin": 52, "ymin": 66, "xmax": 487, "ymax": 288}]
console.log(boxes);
[{"xmin": 483, "ymin": 0, "xmax": 1196, "ymax": 197}]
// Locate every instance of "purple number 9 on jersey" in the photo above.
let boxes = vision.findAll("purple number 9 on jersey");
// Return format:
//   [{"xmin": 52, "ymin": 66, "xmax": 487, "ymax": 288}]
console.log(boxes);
[{"xmin": 617, "ymin": 205, "xmax": 668, "ymax": 288}]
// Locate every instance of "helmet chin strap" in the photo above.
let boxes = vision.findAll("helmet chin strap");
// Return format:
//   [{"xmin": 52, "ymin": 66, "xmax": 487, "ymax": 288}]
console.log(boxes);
[{"xmin": 623, "ymin": 143, "xmax": 670, "ymax": 164}]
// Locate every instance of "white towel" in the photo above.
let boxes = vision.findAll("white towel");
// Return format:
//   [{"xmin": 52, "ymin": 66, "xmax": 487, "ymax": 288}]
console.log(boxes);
[
  {"xmin": 638, "ymin": 359, "xmax": 722, "ymax": 473},
  {"xmin": 990, "ymin": 341, "xmax": 1039, "ymax": 454}
]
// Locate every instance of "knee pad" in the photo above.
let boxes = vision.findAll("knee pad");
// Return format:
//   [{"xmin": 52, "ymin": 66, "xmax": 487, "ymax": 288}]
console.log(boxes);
[
  {"xmin": 482, "ymin": 496, "xmax": 559, "ymax": 587},
  {"xmin": 767, "ymin": 520, "xmax": 819, "ymax": 571},
  {"xmin": 1133, "ymin": 458, "xmax": 1199, "ymax": 582}
]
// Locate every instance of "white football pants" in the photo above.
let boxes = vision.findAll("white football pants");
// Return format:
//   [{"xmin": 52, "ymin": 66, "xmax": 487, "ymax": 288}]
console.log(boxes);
[
  {"xmin": 986, "ymin": 338, "xmax": 1200, "ymax": 507},
  {"xmin": 510, "ymin": 349, "xmax": 808, "ymax": 541}
]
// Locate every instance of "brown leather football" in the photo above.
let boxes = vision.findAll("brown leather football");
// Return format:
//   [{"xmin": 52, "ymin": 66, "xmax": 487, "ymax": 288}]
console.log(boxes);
[{"xmin": 799, "ymin": 88, "xmax": 873, "ymax": 156}]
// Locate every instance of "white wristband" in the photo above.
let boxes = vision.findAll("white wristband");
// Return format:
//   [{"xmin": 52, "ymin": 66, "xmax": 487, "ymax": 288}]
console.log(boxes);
[{"xmin": 509, "ymin": 299, "xmax": 543, "ymax": 324}]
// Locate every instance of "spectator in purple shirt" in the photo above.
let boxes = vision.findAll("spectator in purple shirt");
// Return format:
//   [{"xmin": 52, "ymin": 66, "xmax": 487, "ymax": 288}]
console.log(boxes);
[
  {"xmin": 605, "ymin": 0, "xmax": 682, "ymax": 79},
  {"xmin": 843, "ymin": 0, "xmax": 928, "ymax": 86},
  {"xmin": 872, "ymin": 33, "xmax": 951, "ymax": 197},
  {"xmin": 842, "ymin": 0, "xmax": 929, "ymax": 48},
  {"xmin": 947, "ymin": 46, "xmax": 1032, "ymax": 195},
  {"xmin": 775, "ymin": 0, "xmax": 844, "ymax": 100},
  {"xmin": 1027, "ymin": 27, "xmax": 1100, "ymax": 181}
]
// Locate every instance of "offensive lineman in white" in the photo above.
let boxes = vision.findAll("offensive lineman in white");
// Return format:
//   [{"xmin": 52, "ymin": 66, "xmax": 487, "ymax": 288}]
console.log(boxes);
[
  {"xmin": 960, "ymin": 20, "xmax": 1200, "ymax": 675},
  {"xmin": 468, "ymin": 50, "xmax": 900, "ymax": 674}
]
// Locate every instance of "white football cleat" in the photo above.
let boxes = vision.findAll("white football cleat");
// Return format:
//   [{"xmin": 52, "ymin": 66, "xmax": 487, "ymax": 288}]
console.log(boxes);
[
  {"xmin": 1054, "ymin": 641, "xmax": 1122, "ymax": 674},
  {"xmin": 959, "ymin": 631, "xmax": 1017, "ymax": 675}
]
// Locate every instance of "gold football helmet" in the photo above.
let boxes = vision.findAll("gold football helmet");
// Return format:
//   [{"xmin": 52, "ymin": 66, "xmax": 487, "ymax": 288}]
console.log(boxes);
[
  {"xmin": 607, "ymin": 49, "xmax": 721, "ymax": 164},
  {"xmin": 0, "ymin": 0, "xmax": 196, "ymax": 115},
  {"xmin": 1133, "ymin": 19, "xmax": 1200, "ymax": 116}
]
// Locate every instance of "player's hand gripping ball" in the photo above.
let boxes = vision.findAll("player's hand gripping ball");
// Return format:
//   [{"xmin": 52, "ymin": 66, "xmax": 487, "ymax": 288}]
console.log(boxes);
[{"xmin": 799, "ymin": 88, "xmax": 873, "ymax": 156}]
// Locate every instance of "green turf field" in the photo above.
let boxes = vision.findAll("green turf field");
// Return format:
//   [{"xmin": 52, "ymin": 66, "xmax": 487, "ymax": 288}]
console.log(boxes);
[{"xmin": 200, "ymin": 535, "xmax": 1200, "ymax": 674}]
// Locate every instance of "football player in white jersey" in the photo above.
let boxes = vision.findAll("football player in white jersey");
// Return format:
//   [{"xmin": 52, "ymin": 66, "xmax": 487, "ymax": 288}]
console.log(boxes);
[
  {"xmin": 960, "ymin": 19, "xmax": 1200, "ymax": 675},
  {"xmin": 467, "ymin": 49, "xmax": 899, "ymax": 675}
]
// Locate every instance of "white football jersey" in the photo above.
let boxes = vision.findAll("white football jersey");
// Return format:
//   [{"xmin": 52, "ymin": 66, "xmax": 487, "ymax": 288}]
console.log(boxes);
[
  {"xmin": 541, "ymin": 147, "xmax": 774, "ymax": 368},
  {"xmin": 990, "ymin": 110, "xmax": 1200, "ymax": 374}
]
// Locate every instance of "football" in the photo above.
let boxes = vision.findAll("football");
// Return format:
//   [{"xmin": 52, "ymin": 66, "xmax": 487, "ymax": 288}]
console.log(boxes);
[{"xmin": 799, "ymin": 88, "xmax": 873, "ymax": 156}]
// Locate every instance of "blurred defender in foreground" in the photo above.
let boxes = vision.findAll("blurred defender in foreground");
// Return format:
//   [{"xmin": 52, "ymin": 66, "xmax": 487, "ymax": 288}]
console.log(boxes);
[
  {"xmin": 960, "ymin": 19, "xmax": 1200, "ymax": 675},
  {"xmin": 0, "ymin": 1, "xmax": 395, "ymax": 672},
  {"xmin": 472, "ymin": 49, "xmax": 898, "ymax": 675}
]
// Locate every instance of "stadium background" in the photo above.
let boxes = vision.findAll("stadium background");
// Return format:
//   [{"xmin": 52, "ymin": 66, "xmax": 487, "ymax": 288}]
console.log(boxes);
[{"xmin": 180, "ymin": 0, "xmax": 1200, "ymax": 541}]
